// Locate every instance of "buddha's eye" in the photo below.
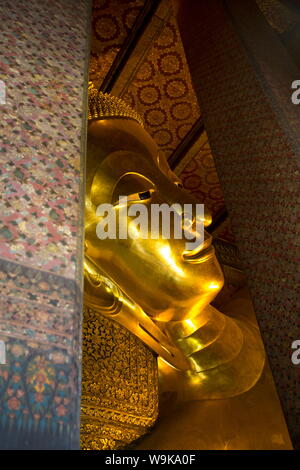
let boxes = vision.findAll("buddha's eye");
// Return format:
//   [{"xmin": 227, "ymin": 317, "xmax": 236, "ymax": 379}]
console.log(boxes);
[
  {"xmin": 174, "ymin": 181, "xmax": 184, "ymax": 189},
  {"xmin": 113, "ymin": 189, "xmax": 154, "ymax": 207},
  {"xmin": 112, "ymin": 173, "xmax": 155, "ymax": 206},
  {"xmin": 125, "ymin": 188, "xmax": 154, "ymax": 204},
  {"xmin": 139, "ymin": 190, "xmax": 151, "ymax": 200}
]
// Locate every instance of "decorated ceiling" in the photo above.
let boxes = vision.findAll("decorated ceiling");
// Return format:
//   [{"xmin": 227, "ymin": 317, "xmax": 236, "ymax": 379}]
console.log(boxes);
[
  {"xmin": 89, "ymin": 0, "xmax": 237, "ymax": 256},
  {"xmin": 121, "ymin": 12, "xmax": 200, "ymax": 161},
  {"xmin": 89, "ymin": 0, "xmax": 145, "ymax": 88}
]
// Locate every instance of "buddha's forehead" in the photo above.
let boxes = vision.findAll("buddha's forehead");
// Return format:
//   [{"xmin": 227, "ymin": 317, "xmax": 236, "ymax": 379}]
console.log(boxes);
[
  {"xmin": 87, "ymin": 117, "xmax": 178, "ymax": 195},
  {"xmin": 88, "ymin": 117, "xmax": 159, "ymax": 163}
]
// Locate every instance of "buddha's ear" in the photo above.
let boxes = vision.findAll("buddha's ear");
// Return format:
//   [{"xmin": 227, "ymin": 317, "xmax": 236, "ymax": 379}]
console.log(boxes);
[{"xmin": 83, "ymin": 255, "xmax": 121, "ymax": 313}]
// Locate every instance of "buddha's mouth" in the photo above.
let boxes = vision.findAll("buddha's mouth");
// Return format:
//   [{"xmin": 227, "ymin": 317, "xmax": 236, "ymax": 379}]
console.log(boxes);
[{"xmin": 182, "ymin": 245, "xmax": 215, "ymax": 263}]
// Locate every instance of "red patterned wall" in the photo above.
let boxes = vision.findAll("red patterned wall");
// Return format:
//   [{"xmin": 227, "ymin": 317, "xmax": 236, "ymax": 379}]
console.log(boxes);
[{"xmin": 177, "ymin": 0, "xmax": 300, "ymax": 447}]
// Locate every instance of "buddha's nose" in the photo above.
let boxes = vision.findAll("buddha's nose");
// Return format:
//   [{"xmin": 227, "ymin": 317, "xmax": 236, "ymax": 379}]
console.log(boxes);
[
  {"xmin": 181, "ymin": 211, "xmax": 194, "ymax": 231},
  {"xmin": 181, "ymin": 211, "xmax": 213, "ymax": 259}
]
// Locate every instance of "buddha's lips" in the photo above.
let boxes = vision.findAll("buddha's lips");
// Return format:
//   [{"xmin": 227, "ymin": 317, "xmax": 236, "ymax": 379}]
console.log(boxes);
[{"xmin": 182, "ymin": 244, "xmax": 214, "ymax": 262}]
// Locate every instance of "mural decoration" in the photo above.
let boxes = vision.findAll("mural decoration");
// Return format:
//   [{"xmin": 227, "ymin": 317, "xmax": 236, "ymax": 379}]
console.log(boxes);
[
  {"xmin": 0, "ymin": 0, "xmax": 90, "ymax": 449},
  {"xmin": 89, "ymin": 0, "xmax": 145, "ymax": 89}
]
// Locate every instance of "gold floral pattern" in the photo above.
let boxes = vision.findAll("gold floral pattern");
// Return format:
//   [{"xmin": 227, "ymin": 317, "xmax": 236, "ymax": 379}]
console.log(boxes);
[{"xmin": 80, "ymin": 306, "xmax": 159, "ymax": 450}]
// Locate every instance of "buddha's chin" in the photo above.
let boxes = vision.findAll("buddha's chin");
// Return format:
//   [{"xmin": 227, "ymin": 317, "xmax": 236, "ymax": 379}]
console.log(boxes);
[
  {"xmin": 136, "ymin": 260, "xmax": 224, "ymax": 322},
  {"xmin": 151, "ymin": 298, "xmax": 216, "ymax": 323},
  {"xmin": 148, "ymin": 280, "xmax": 222, "ymax": 323},
  {"xmin": 157, "ymin": 272, "xmax": 224, "ymax": 323}
]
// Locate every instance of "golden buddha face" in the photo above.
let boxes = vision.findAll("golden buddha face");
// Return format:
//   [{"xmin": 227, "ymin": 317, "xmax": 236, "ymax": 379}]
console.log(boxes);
[{"xmin": 85, "ymin": 117, "xmax": 224, "ymax": 323}]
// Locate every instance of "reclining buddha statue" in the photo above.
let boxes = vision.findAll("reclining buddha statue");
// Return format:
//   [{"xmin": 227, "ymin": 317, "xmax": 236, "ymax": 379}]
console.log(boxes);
[{"xmin": 80, "ymin": 83, "xmax": 265, "ymax": 450}]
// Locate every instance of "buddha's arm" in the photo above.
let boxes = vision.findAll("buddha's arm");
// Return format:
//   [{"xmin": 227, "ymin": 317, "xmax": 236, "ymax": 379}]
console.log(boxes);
[{"xmin": 84, "ymin": 255, "xmax": 190, "ymax": 370}]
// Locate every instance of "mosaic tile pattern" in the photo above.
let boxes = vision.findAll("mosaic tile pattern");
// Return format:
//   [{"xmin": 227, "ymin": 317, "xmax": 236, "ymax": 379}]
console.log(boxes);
[
  {"xmin": 0, "ymin": 0, "xmax": 89, "ymax": 280},
  {"xmin": 0, "ymin": 336, "xmax": 79, "ymax": 450},
  {"xmin": 0, "ymin": 258, "xmax": 80, "ymax": 350},
  {"xmin": 0, "ymin": 0, "xmax": 91, "ymax": 449},
  {"xmin": 0, "ymin": 257, "xmax": 83, "ymax": 449},
  {"xmin": 177, "ymin": 0, "xmax": 300, "ymax": 447}
]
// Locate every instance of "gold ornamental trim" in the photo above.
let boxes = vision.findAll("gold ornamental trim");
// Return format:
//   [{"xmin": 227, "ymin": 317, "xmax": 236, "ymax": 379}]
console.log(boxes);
[{"xmin": 88, "ymin": 82, "xmax": 144, "ymax": 127}]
